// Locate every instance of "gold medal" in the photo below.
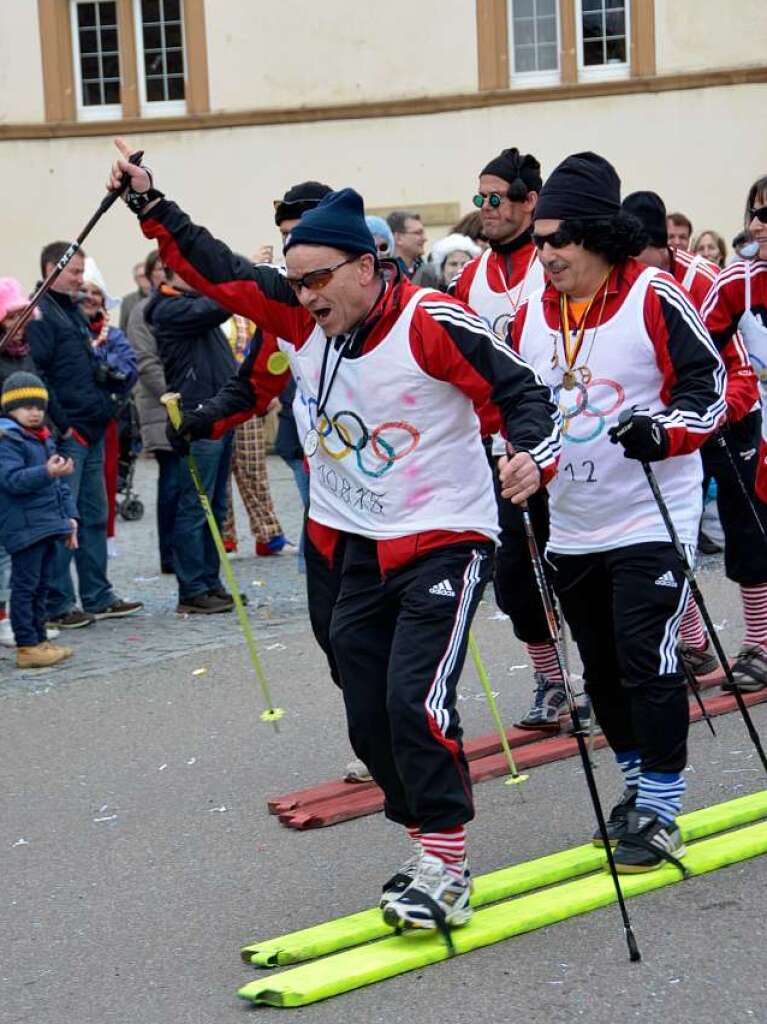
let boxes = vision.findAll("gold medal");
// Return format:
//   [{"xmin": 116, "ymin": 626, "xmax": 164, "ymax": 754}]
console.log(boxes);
[{"xmin": 562, "ymin": 369, "xmax": 576, "ymax": 390}]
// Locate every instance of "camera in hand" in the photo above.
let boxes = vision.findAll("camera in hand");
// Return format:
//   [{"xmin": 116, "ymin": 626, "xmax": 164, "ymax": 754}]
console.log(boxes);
[{"xmin": 94, "ymin": 361, "xmax": 129, "ymax": 387}]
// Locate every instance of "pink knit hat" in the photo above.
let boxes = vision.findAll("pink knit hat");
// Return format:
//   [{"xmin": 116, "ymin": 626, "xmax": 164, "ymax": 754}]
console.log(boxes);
[{"xmin": 0, "ymin": 278, "xmax": 29, "ymax": 321}]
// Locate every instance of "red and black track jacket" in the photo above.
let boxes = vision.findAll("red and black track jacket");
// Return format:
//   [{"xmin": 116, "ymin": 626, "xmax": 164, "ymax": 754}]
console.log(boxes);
[
  {"xmin": 141, "ymin": 199, "xmax": 560, "ymax": 572},
  {"xmin": 511, "ymin": 258, "xmax": 725, "ymax": 458}
]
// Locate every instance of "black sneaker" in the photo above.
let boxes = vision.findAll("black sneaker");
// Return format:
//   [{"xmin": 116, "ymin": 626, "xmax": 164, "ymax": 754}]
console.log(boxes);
[
  {"xmin": 679, "ymin": 639, "xmax": 719, "ymax": 677},
  {"xmin": 47, "ymin": 610, "xmax": 96, "ymax": 629},
  {"xmin": 698, "ymin": 530, "xmax": 723, "ymax": 555},
  {"xmin": 613, "ymin": 809, "xmax": 687, "ymax": 874},
  {"xmin": 91, "ymin": 600, "xmax": 143, "ymax": 620},
  {"xmin": 177, "ymin": 593, "xmax": 234, "ymax": 615},
  {"xmin": 592, "ymin": 787, "xmax": 637, "ymax": 847},
  {"xmin": 208, "ymin": 587, "xmax": 248, "ymax": 606},
  {"xmin": 723, "ymin": 643, "xmax": 767, "ymax": 692}
]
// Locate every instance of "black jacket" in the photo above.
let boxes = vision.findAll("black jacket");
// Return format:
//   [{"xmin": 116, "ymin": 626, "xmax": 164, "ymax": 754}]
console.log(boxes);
[
  {"xmin": 26, "ymin": 291, "xmax": 121, "ymax": 442},
  {"xmin": 0, "ymin": 349, "xmax": 38, "ymax": 390},
  {"xmin": 143, "ymin": 287, "xmax": 236, "ymax": 411}
]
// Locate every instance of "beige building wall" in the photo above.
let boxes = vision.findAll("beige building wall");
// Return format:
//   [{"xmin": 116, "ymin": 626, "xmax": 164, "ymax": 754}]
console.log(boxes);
[
  {"xmin": 0, "ymin": 0, "xmax": 45, "ymax": 122},
  {"xmin": 655, "ymin": 0, "xmax": 767, "ymax": 75},
  {"xmin": 203, "ymin": 0, "xmax": 478, "ymax": 111},
  {"xmin": 1, "ymin": 82, "xmax": 765, "ymax": 299}
]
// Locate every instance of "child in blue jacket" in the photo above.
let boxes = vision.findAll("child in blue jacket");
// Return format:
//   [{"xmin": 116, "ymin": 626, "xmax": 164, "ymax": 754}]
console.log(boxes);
[{"xmin": 0, "ymin": 372, "xmax": 78, "ymax": 668}]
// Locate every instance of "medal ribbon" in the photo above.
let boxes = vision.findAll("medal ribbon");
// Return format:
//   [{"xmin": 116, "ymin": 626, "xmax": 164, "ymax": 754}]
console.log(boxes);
[{"xmin": 559, "ymin": 266, "xmax": 613, "ymax": 375}]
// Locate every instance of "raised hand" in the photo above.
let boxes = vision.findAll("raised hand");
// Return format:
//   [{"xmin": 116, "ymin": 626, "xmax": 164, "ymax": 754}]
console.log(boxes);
[{"xmin": 107, "ymin": 136, "xmax": 151, "ymax": 194}]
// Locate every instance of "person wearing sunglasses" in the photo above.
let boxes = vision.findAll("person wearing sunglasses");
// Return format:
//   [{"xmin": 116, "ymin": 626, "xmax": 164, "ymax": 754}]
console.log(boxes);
[
  {"xmin": 451, "ymin": 146, "xmax": 571, "ymax": 733},
  {"xmin": 699, "ymin": 174, "xmax": 767, "ymax": 693},
  {"xmin": 108, "ymin": 137, "xmax": 560, "ymax": 937},
  {"xmin": 504, "ymin": 151, "xmax": 726, "ymax": 874},
  {"xmin": 364, "ymin": 216, "xmax": 395, "ymax": 259},
  {"xmin": 624, "ymin": 190, "xmax": 763, "ymax": 690}
]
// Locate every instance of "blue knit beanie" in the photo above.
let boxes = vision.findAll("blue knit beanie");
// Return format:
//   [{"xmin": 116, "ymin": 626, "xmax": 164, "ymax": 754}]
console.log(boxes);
[{"xmin": 283, "ymin": 188, "xmax": 377, "ymax": 257}]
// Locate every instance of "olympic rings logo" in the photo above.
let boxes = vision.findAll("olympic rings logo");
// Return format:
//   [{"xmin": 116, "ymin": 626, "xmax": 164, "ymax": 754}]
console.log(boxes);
[
  {"xmin": 305, "ymin": 398, "xmax": 421, "ymax": 478},
  {"xmin": 492, "ymin": 312, "xmax": 513, "ymax": 339},
  {"xmin": 555, "ymin": 377, "xmax": 625, "ymax": 444}
]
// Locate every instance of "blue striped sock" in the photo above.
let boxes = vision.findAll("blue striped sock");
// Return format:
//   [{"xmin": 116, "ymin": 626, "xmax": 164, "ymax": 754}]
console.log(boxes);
[
  {"xmin": 637, "ymin": 771, "xmax": 686, "ymax": 825},
  {"xmin": 615, "ymin": 750, "xmax": 641, "ymax": 789}
]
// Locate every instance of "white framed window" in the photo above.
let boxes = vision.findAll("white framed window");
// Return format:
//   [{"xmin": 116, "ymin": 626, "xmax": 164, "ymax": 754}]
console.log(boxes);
[
  {"xmin": 133, "ymin": 0, "xmax": 187, "ymax": 116},
  {"xmin": 576, "ymin": 0, "xmax": 630, "ymax": 81},
  {"xmin": 508, "ymin": 0, "xmax": 560, "ymax": 86},
  {"xmin": 70, "ymin": 1, "xmax": 122, "ymax": 121}
]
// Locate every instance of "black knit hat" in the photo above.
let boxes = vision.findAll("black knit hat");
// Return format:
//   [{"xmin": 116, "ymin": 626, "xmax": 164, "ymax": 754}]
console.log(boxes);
[
  {"xmin": 1, "ymin": 370, "xmax": 48, "ymax": 413},
  {"xmin": 535, "ymin": 151, "xmax": 621, "ymax": 222},
  {"xmin": 481, "ymin": 147, "xmax": 542, "ymax": 199},
  {"xmin": 274, "ymin": 180, "xmax": 333, "ymax": 226},
  {"xmin": 622, "ymin": 190, "xmax": 668, "ymax": 247},
  {"xmin": 283, "ymin": 188, "xmax": 377, "ymax": 257}
]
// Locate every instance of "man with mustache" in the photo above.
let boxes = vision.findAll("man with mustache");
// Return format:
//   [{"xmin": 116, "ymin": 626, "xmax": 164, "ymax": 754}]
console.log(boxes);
[{"xmin": 502, "ymin": 152, "xmax": 725, "ymax": 873}]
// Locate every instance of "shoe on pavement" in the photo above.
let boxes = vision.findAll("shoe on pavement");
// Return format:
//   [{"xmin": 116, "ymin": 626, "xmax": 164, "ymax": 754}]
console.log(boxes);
[
  {"xmin": 0, "ymin": 617, "xmax": 14, "ymax": 647},
  {"xmin": 208, "ymin": 587, "xmax": 248, "ymax": 606},
  {"xmin": 345, "ymin": 758, "xmax": 372, "ymax": 783},
  {"xmin": 42, "ymin": 641, "xmax": 74, "ymax": 658},
  {"xmin": 47, "ymin": 610, "xmax": 95, "ymax": 629},
  {"xmin": 176, "ymin": 593, "xmax": 234, "ymax": 615},
  {"xmin": 722, "ymin": 643, "xmax": 767, "ymax": 692},
  {"xmin": 91, "ymin": 600, "xmax": 143, "ymax": 620},
  {"xmin": 380, "ymin": 851, "xmax": 422, "ymax": 909},
  {"xmin": 698, "ymin": 530, "xmax": 723, "ymax": 555},
  {"xmin": 566, "ymin": 692, "xmax": 598, "ymax": 735},
  {"xmin": 256, "ymin": 534, "xmax": 295, "ymax": 557},
  {"xmin": 45, "ymin": 626, "xmax": 60, "ymax": 641},
  {"xmin": 613, "ymin": 809, "xmax": 686, "ymax": 874},
  {"xmin": 592, "ymin": 787, "xmax": 637, "ymax": 847},
  {"xmin": 16, "ymin": 642, "xmax": 72, "ymax": 669},
  {"xmin": 515, "ymin": 672, "xmax": 567, "ymax": 731},
  {"xmin": 679, "ymin": 639, "xmax": 718, "ymax": 678},
  {"xmin": 382, "ymin": 853, "xmax": 472, "ymax": 932}
]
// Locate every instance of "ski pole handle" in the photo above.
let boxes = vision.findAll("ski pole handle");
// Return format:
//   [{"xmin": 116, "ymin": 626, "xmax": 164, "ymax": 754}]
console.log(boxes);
[{"xmin": 161, "ymin": 391, "xmax": 183, "ymax": 430}]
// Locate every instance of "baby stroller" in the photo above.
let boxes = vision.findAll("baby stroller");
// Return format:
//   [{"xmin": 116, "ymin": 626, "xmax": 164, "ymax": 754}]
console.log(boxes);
[{"xmin": 117, "ymin": 395, "xmax": 144, "ymax": 521}]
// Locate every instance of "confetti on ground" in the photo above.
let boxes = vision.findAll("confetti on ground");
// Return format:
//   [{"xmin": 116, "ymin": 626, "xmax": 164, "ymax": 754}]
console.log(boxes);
[
  {"xmin": 507, "ymin": 663, "xmax": 529, "ymax": 673},
  {"xmin": 266, "ymin": 643, "xmax": 286, "ymax": 651},
  {"xmin": 208, "ymin": 806, "xmax": 227, "ymax": 813},
  {"xmin": 186, "ymin": 757, "xmax": 197, "ymax": 765},
  {"xmin": 93, "ymin": 815, "xmax": 118, "ymax": 823},
  {"xmin": 251, "ymin": 580, "xmax": 266, "ymax": 587},
  {"xmin": 158, "ymin": 763, "xmax": 167, "ymax": 771},
  {"xmin": 192, "ymin": 667, "xmax": 208, "ymax": 676},
  {"xmin": 12, "ymin": 838, "xmax": 28, "ymax": 847}
]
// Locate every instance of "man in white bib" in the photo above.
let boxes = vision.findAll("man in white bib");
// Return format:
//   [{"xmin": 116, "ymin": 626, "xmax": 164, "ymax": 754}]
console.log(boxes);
[
  {"xmin": 108, "ymin": 140, "xmax": 561, "ymax": 937},
  {"xmin": 502, "ymin": 152, "xmax": 725, "ymax": 873}
]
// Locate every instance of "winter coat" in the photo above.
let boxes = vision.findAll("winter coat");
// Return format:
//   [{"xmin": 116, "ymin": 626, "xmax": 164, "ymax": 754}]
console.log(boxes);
[
  {"xmin": 143, "ymin": 286, "xmax": 237, "ymax": 411},
  {"xmin": 26, "ymin": 291, "xmax": 126, "ymax": 443},
  {"xmin": 125, "ymin": 297, "xmax": 171, "ymax": 452},
  {"xmin": 0, "ymin": 417, "xmax": 77, "ymax": 554}
]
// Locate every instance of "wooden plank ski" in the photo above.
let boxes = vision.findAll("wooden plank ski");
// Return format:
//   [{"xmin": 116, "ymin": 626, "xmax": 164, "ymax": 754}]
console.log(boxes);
[
  {"xmin": 275, "ymin": 686, "xmax": 767, "ymax": 829},
  {"xmin": 241, "ymin": 789, "xmax": 767, "ymax": 967},
  {"xmin": 239, "ymin": 820, "xmax": 767, "ymax": 1006}
]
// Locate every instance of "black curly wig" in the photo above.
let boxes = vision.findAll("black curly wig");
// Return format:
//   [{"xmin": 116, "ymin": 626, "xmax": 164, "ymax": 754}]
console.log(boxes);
[{"xmin": 560, "ymin": 212, "xmax": 648, "ymax": 264}]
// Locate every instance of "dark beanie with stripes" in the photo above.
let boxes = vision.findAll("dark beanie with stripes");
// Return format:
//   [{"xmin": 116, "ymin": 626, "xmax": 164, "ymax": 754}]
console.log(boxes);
[{"xmin": 1, "ymin": 371, "xmax": 49, "ymax": 413}]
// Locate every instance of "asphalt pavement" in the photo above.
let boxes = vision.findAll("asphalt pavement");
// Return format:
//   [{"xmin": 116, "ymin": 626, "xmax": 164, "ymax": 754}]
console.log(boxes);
[{"xmin": 3, "ymin": 456, "xmax": 766, "ymax": 1023}]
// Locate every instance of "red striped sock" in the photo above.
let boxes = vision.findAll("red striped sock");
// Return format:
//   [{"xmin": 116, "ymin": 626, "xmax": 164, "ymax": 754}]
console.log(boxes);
[
  {"xmin": 527, "ymin": 642, "xmax": 563, "ymax": 683},
  {"xmin": 678, "ymin": 595, "xmax": 708, "ymax": 650},
  {"xmin": 420, "ymin": 826, "xmax": 466, "ymax": 879},
  {"xmin": 742, "ymin": 584, "xmax": 767, "ymax": 649},
  {"xmin": 406, "ymin": 825, "xmax": 421, "ymax": 848}
]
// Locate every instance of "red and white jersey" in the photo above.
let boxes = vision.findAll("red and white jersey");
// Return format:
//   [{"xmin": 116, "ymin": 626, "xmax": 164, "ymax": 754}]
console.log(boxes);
[
  {"xmin": 452, "ymin": 242, "xmax": 545, "ymax": 340},
  {"xmin": 513, "ymin": 260, "xmax": 726, "ymax": 554},
  {"xmin": 670, "ymin": 248, "xmax": 758, "ymax": 422}
]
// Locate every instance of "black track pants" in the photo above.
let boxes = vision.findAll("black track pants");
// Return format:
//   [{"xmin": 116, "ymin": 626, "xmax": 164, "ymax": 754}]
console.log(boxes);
[
  {"xmin": 702, "ymin": 412, "xmax": 767, "ymax": 585},
  {"xmin": 491, "ymin": 456, "xmax": 554, "ymax": 644},
  {"xmin": 329, "ymin": 536, "xmax": 493, "ymax": 831},
  {"xmin": 304, "ymin": 525, "xmax": 346, "ymax": 687},
  {"xmin": 549, "ymin": 542, "xmax": 690, "ymax": 774}
]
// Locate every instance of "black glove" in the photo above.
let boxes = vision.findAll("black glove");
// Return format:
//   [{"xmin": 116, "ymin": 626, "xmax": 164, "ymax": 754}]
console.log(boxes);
[
  {"xmin": 608, "ymin": 413, "xmax": 669, "ymax": 462},
  {"xmin": 165, "ymin": 408, "xmax": 212, "ymax": 457}
]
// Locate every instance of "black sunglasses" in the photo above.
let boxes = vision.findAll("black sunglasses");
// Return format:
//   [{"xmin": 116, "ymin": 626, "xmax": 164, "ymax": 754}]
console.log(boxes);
[
  {"xmin": 532, "ymin": 225, "xmax": 576, "ymax": 250},
  {"xmin": 749, "ymin": 206, "xmax": 767, "ymax": 224}
]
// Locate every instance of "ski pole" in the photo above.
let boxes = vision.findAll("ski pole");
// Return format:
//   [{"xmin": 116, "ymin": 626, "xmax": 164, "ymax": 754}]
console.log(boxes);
[
  {"xmin": 0, "ymin": 150, "xmax": 145, "ymax": 354},
  {"xmin": 468, "ymin": 631, "xmax": 528, "ymax": 786},
  {"xmin": 680, "ymin": 656, "xmax": 717, "ymax": 737},
  {"xmin": 636, "ymin": 453, "xmax": 767, "ymax": 776},
  {"xmin": 162, "ymin": 393, "xmax": 284, "ymax": 730},
  {"xmin": 714, "ymin": 432, "xmax": 767, "ymax": 543},
  {"xmin": 519, "ymin": 500, "xmax": 642, "ymax": 963}
]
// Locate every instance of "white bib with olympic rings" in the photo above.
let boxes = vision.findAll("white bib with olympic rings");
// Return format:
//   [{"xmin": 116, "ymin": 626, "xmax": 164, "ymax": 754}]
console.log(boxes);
[
  {"xmin": 468, "ymin": 246, "xmax": 546, "ymax": 342},
  {"xmin": 518, "ymin": 266, "xmax": 704, "ymax": 554},
  {"xmin": 287, "ymin": 289, "xmax": 499, "ymax": 542}
]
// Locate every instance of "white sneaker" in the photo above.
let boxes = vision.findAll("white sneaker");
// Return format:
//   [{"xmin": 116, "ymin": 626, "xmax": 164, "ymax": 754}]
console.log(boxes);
[
  {"xmin": 0, "ymin": 618, "xmax": 14, "ymax": 647},
  {"xmin": 46, "ymin": 626, "xmax": 61, "ymax": 641},
  {"xmin": 382, "ymin": 853, "xmax": 472, "ymax": 931},
  {"xmin": 345, "ymin": 758, "xmax": 372, "ymax": 783}
]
